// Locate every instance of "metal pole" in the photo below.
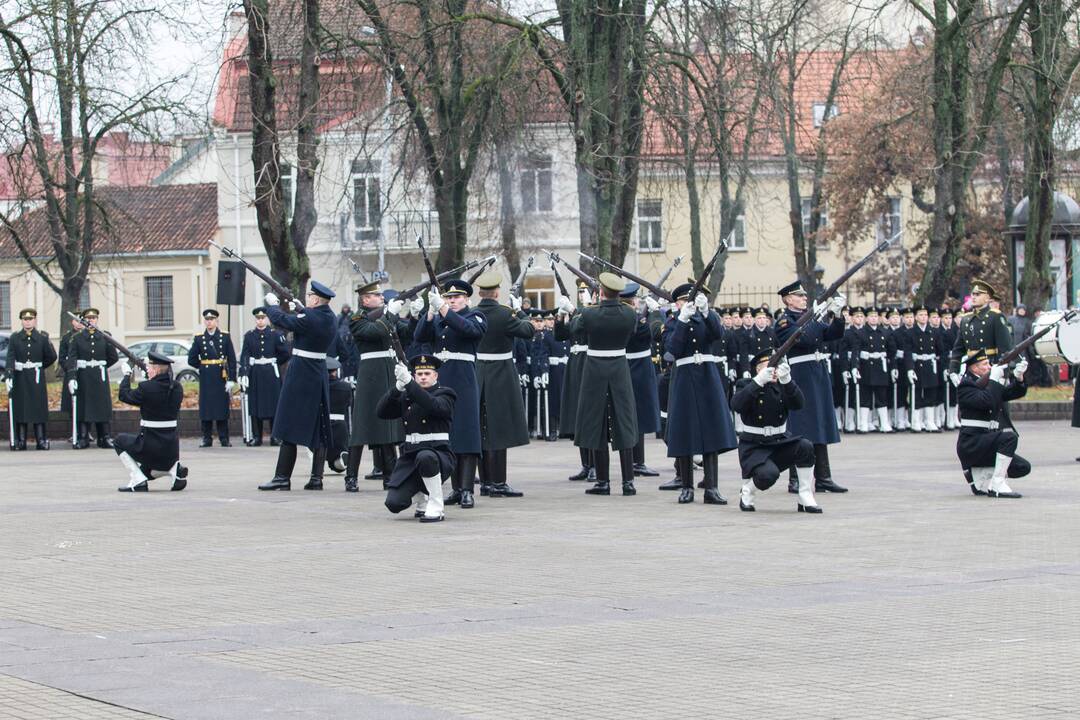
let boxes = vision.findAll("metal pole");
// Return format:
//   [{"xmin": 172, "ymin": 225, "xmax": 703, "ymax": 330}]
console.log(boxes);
[
  {"xmin": 854, "ymin": 382, "xmax": 861, "ymax": 430},
  {"xmin": 944, "ymin": 370, "xmax": 951, "ymax": 428},
  {"xmin": 7, "ymin": 388, "xmax": 14, "ymax": 451},
  {"xmin": 843, "ymin": 379, "xmax": 849, "ymax": 430},
  {"xmin": 71, "ymin": 391, "xmax": 78, "ymax": 447},
  {"xmin": 543, "ymin": 384, "xmax": 549, "ymax": 439},
  {"xmin": 910, "ymin": 379, "xmax": 916, "ymax": 430},
  {"xmin": 892, "ymin": 382, "xmax": 898, "ymax": 428}
]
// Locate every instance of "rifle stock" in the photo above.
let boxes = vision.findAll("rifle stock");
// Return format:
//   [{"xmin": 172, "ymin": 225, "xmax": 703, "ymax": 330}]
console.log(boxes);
[
  {"xmin": 548, "ymin": 255, "xmax": 571, "ymax": 300},
  {"xmin": 546, "ymin": 250, "xmax": 598, "ymax": 293},
  {"xmin": 578, "ymin": 252, "xmax": 673, "ymax": 301},
  {"xmin": 464, "ymin": 256, "xmax": 498, "ymax": 285},
  {"xmin": 511, "ymin": 256, "xmax": 534, "ymax": 297},
  {"xmin": 66, "ymin": 311, "xmax": 147, "ymax": 372},
  {"xmin": 974, "ymin": 308, "xmax": 1077, "ymax": 387},
  {"xmin": 687, "ymin": 241, "xmax": 727, "ymax": 303},
  {"xmin": 417, "ymin": 236, "xmax": 439, "ymax": 286}
]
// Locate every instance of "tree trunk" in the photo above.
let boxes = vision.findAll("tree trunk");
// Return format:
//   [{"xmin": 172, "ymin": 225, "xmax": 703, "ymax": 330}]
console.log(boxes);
[
  {"xmin": 284, "ymin": 0, "xmax": 320, "ymax": 296},
  {"xmin": 495, "ymin": 140, "xmax": 521, "ymax": 280}
]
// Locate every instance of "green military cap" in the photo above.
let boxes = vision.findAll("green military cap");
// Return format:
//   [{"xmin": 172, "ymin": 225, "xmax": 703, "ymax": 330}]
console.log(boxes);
[
  {"xmin": 598, "ymin": 272, "xmax": 626, "ymax": 293},
  {"xmin": 970, "ymin": 279, "xmax": 997, "ymax": 298},
  {"xmin": 82, "ymin": 307, "xmax": 100, "ymax": 319},
  {"xmin": 355, "ymin": 280, "xmax": 382, "ymax": 295},
  {"xmin": 474, "ymin": 271, "xmax": 503, "ymax": 290},
  {"xmin": 18, "ymin": 308, "xmax": 36, "ymax": 320}
]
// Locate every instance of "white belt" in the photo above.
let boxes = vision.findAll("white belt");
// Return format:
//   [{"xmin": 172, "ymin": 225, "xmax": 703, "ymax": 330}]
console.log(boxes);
[
  {"xmin": 660, "ymin": 410, "xmax": 668, "ymax": 419},
  {"xmin": 741, "ymin": 422, "xmax": 787, "ymax": 437},
  {"xmin": 548, "ymin": 356, "xmax": 568, "ymax": 365},
  {"xmin": 859, "ymin": 351, "xmax": 888, "ymax": 372},
  {"xmin": 77, "ymin": 359, "xmax": 107, "ymax": 381},
  {"xmin": 788, "ymin": 352, "xmax": 827, "ymax": 365},
  {"xmin": 675, "ymin": 352, "xmax": 719, "ymax": 366},
  {"xmin": 249, "ymin": 356, "xmax": 280, "ymax": 377},
  {"xmin": 570, "ymin": 344, "xmax": 588, "ymax": 354},
  {"xmin": 435, "ymin": 350, "xmax": 475, "ymax": 363},
  {"xmin": 360, "ymin": 349, "xmax": 395, "ymax": 361},
  {"xmin": 329, "ymin": 413, "xmax": 346, "ymax": 421},
  {"xmin": 476, "ymin": 352, "xmax": 514, "ymax": 362},
  {"xmin": 895, "ymin": 351, "xmax": 905, "ymax": 360},
  {"xmin": 140, "ymin": 419, "xmax": 177, "ymax": 428},
  {"xmin": 14, "ymin": 361, "xmax": 43, "ymax": 383},
  {"xmin": 587, "ymin": 348, "xmax": 626, "ymax": 357},
  {"xmin": 960, "ymin": 419, "xmax": 999, "ymax": 430},
  {"xmin": 626, "ymin": 349, "xmax": 652, "ymax": 360},
  {"xmin": 405, "ymin": 432, "xmax": 450, "ymax": 443},
  {"xmin": 292, "ymin": 349, "xmax": 326, "ymax": 360},
  {"xmin": 912, "ymin": 353, "xmax": 938, "ymax": 373}
]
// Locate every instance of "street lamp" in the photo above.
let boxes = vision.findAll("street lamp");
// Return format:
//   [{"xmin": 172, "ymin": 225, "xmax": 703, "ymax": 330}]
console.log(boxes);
[{"xmin": 813, "ymin": 262, "xmax": 825, "ymax": 294}]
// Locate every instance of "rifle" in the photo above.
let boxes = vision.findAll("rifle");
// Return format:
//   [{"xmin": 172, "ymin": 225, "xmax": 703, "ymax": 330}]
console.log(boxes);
[
  {"xmin": 655, "ymin": 255, "xmax": 684, "ymax": 290},
  {"xmin": 687, "ymin": 241, "xmax": 728, "ymax": 303},
  {"xmin": 209, "ymin": 240, "xmax": 295, "ymax": 305},
  {"xmin": 348, "ymin": 257, "xmax": 369, "ymax": 284},
  {"xmin": 545, "ymin": 250, "xmax": 598, "ymax": 293},
  {"xmin": 975, "ymin": 308, "xmax": 1078, "ymax": 387},
  {"xmin": 362, "ymin": 257, "xmax": 490, "ymax": 322},
  {"xmin": 766, "ymin": 234, "xmax": 897, "ymax": 367},
  {"xmin": 464, "ymin": 255, "xmax": 498, "ymax": 285},
  {"xmin": 548, "ymin": 255, "xmax": 571, "ymax": 300},
  {"xmin": 66, "ymin": 311, "xmax": 148, "ymax": 372},
  {"xmin": 511, "ymin": 256, "xmax": 534, "ymax": 297},
  {"xmin": 417, "ymin": 235, "xmax": 440, "ymax": 287},
  {"xmin": 578, "ymin": 252, "xmax": 674, "ymax": 302}
]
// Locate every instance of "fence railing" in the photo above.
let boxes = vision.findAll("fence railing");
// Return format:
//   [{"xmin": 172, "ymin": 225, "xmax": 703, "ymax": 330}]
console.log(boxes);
[
  {"xmin": 340, "ymin": 210, "xmax": 441, "ymax": 252},
  {"xmin": 712, "ymin": 284, "xmax": 774, "ymax": 310}
]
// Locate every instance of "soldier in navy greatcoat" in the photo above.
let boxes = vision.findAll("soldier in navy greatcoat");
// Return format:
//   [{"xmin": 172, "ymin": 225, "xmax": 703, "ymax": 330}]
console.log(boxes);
[
  {"xmin": 239, "ymin": 307, "xmax": 290, "ymax": 446},
  {"xmin": 63, "ymin": 308, "xmax": 118, "ymax": 449},
  {"xmin": 187, "ymin": 308, "xmax": 237, "ymax": 447},
  {"xmin": 414, "ymin": 278, "xmax": 486, "ymax": 509},
  {"xmin": 257, "ymin": 282, "xmax": 339, "ymax": 491},
  {"xmin": 543, "ymin": 312, "xmax": 567, "ymax": 441},
  {"xmin": 774, "ymin": 280, "xmax": 848, "ymax": 494},
  {"xmin": 621, "ymin": 283, "xmax": 663, "ymax": 478},
  {"xmin": 663, "ymin": 282, "xmax": 737, "ymax": 505},
  {"xmin": 905, "ymin": 305, "xmax": 944, "ymax": 432},
  {"xmin": 5, "ymin": 308, "xmax": 57, "ymax": 450}
]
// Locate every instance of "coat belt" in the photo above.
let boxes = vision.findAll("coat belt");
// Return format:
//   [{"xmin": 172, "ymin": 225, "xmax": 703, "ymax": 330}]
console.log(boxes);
[
  {"xmin": 435, "ymin": 350, "xmax": 475, "ymax": 363},
  {"xmin": 788, "ymin": 352, "xmax": 826, "ymax": 365},
  {"xmin": 740, "ymin": 422, "xmax": 787, "ymax": 437},
  {"xmin": 140, "ymin": 420, "xmax": 177, "ymax": 428},
  {"xmin": 547, "ymin": 356, "xmax": 568, "ymax": 365},
  {"xmin": 292, "ymin": 349, "xmax": 326, "ymax": 360},
  {"xmin": 14, "ymin": 361, "xmax": 43, "ymax": 383},
  {"xmin": 960, "ymin": 419, "xmax": 1000, "ymax": 430},
  {"xmin": 912, "ymin": 353, "xmax": 938, "ymax": 373},
  {"xmin": 329, "ymin": 413, "xmax": 346, "ymax": 421},
  {"xmin": 76, "ymin": 359, "xmax": 107, "ymax": 381},
  {"xmin": 626, "ymin": 349, "xmax": 652, "ymax": 360},
  {"xmin": 587, "ymin": 348, "xmax": 626, "ymax": 357},
  {"xmin": 249, "ymin": 356, "xmax": 280, "ymax": 377},
  {"xmin": 569, "ymin": 344, "xmax": 588, "ymax": 354},
  {"xmin": 674, "ymin": 352, "xmax": 719, "ymax": 366},
  {"xmin": 359, "ymin": 350, "xmax": 395, "ymax": 361},
  {"xmin": 476, "ymin": 351, "xmax": 514, "ymax": 361},
  {"xmin": 859, "ymin": 351, "xmax": 888, "ymax": 372},
  {"xmin": 405, "ymin": 432, "xmax": 449, "ymax": 443}
]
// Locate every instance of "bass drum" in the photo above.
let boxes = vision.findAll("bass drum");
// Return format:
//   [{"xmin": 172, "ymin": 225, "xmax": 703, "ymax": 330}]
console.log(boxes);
[{"xmin": 1033, "ymin": 310, "xmax": 1080, "ymax": 364}]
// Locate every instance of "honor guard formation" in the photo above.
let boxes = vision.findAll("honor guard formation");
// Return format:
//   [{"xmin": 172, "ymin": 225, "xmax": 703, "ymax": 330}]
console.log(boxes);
[{"xmin": 8, "ymin": 252, "xmax": 1074, "ymax": 516}]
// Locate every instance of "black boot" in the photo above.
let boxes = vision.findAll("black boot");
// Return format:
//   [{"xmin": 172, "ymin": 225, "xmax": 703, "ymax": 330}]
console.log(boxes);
[
  {"xmin": 568, "ymin": 448, "xmax": 591, "ymax": 480},
  {"xmin": 246, "ymin": 418, "xmax": 263, "ymax": 446},
  {"xmin": 489, "ymin": 449, "xmax": 523, "ymax": 497},
  {"xmin": 586, "ymin": 448, "xmax": 611, "ymax": 495},
  {"xmin": 200, "ymin": 421, "xmax": 213, "ymax": 448},
  {"xmin": 304, "ymin": 448, "xmax": 326, "ymax": 490},
  {"xmin": 15, "ymin": 423, "xmax": 27, "ymax": 451},
  {"xmin": 218, "ymin": 420, "xmax": 231, "ymax": 447},
  {"xmin": 344, "ymin": 446, "xmax": 361, "ymax": 492},
  {"xmin": 702, "ymin": 452, "xmax": 727, "ymax": 505},
  {"xmin": 479, "ymin": 450, "xmax": 494, "ymax": 496},
  {"xmin": 619, "ymin": 448, "xmax": 636, "ymax": 495},
  {"xmin": 259, "ymin": 443, "xmax": 296, "ymax": 490},
  {"xmin": 95, "ymin": 422, "xmax": 112, "ymax": 449},
  {"xmin": 678, "ymin": 457, "xmax": 694, "ymax": 504},
  {"xmin": 813, "ymin": 444, "xmax": 847, "ymax": 492},
  {"xmin": 458, "ymin": 454, "xmax": 477, "ymax": 508},
  {"xmin": 365, "ymin": 444, "xmax": 385, "ymax": 480},
  {"xmin": 788, "ymin": 468, "xmax": 799, "ymax": 494},
  {"xmin": 171, "ymin": 464, "xmax": 189, "ymax": 491},
  {"xmin": 74, "ymin": 422, "xmax": 90, "ymax": 449},
  {"xmin": 34, "ymin": 424, "xmax": 49, "ymax": 450}
]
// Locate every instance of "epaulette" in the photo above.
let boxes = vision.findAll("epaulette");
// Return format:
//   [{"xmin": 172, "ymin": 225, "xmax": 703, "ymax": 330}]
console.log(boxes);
[
  {"xmin": 989, "ymin": 308, "xmax": 1001, "ymax": 314},
  {"xmin": 777, "ymin": 317, "xmax": 789, "ymax": 328}
]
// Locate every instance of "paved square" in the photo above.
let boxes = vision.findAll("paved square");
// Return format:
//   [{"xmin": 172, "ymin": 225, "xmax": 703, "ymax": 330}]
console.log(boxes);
[{"xmin": 1, "ymin": 422, "xmax": 1079, "ymax": 719}]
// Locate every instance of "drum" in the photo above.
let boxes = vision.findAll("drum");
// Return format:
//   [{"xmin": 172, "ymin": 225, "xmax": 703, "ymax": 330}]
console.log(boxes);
[{"xmin": 1033, "ymin": 310, "xmax": 1080, "ymax": 364}]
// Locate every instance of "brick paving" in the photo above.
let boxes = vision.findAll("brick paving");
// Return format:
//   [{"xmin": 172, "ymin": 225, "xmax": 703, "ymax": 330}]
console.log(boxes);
[{"xmin": 0, "ymin": 421, "xmax": 1078, "ymax": 718}]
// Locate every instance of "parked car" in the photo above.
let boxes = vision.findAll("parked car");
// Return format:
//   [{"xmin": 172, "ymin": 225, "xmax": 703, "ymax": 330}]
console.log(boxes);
[
  {"xmin": 0, "ymin": 331, "xmax": 9, "ymax": 381},
  {"xmin": 106, "ymin": 339, "xmax": 199, "ymax": 383}
]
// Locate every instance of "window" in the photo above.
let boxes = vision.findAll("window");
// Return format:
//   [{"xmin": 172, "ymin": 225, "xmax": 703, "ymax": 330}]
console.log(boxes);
[
  {"xmin": 524, "ymin": 275, "xmax": 555, "ymax": 311},
  {"xmin": 281, "ymin": 163, "xmax": 296, "ymax": 222},
  {"xmin": 728, "ymin": 215, "xmax": 747, "ymax": 251},
  {"xmin": 801, "ymin": 197, "xmax": 829, "ymax": 248},
  {"xmin": 145, "ymin": 276, "xmax": 174, "ymax": 329},
  {"xmin": 158, "ymin": 342, "xmax": 185, "ymax": 357},
  {"xmin": 0, "ymin": 281, "xmax": 9, "ymax": 328},
  {"xmin": 813, "ymin": 102, "xmax": 839, "ymax": 128},
  {"xmin": 78, "ymin": 284, "xmax": 90, "ymax": 310},
  {"xmin": 876, "ymin": 197, "xmax": 901, "ymax": 243},
  {"xmin": 637, "ymin": 199, "xmax": 663, "ymax": 252},
  {"xmin": 520, "ymin": 156, "xmax": 553, "ymax": 213},
  {"xmin": 352, "ymin": 159, "xmax": 382, "ymax": 243}
]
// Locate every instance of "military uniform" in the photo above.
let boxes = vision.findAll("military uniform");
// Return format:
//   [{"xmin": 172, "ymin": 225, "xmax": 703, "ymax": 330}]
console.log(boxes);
[
  {"xmin": 856, "ymin": 313, "xmax": 897, "ymax": 433},
  {"xmin": 57, "ymin": 325, "xmax": 77, "ymax": 418},
  {"xmin": 473, "ymin": 272, "xmax": 534, "ymax": 498},
  {"xmin": 114, "ymin": 351, "xmax": 187, "ymax": 492},
  {"xmin": 525, "ymin": 310, "xmax": 550, "ymax": 438},
  {"xmin": 730, "ymin": 350, "xmax": 818, "ymax": 513},
  {"xmin": 5, "ymin": 310, "xmax": 57, "ymax": 449},
  {"xmin": 568, "ymin": 273, "xmax": 639, "ymax": 496},
  {"xmin": 948, "ymin": 282, "xmax": 1013, "ymax": 374},
  {"xmin": 664, "ymin": 283, "xmax": 737, "ymax": 504},
  {"xmin": 377, "ymin": 354, "xmax": 457, "ymax": 522},
  {"xmin": 940, "ymin": 308, "xmax": 959, "ymax": 428},
  {"xmin": 545, "ymin": 320, "xmax": 569, "ymax": 440},
  {"xmin": 239, "ymin": 308, "xmax": 290, "ymax": 445},
  {"xmin": 905, "ymin": 311, "xmax": 944, "ymax": 432},
  {"xmin": 414, "ymin": 278, "xmax": 486, "ymax": 508},
  {"xmin": 187, "ymin": 309, "xmax": 237, "ymax": 446},
  {"xmin": 956, "ymin": 350, "xmax": 1029, "ymax": 498},
  {"xmin": 555, "ymin": 292, "xmax": 592, "ymax": 480},
  {"xmin": 622, "ymin": 284, "xmax": 662, "ymax": 477},
  {"xmin": 63, "ymin": 310, "xmax": 119, "ymax": 448},
  {"xmin": 258, "ymin": 282, "xmax": 339, "ymax": 491}
]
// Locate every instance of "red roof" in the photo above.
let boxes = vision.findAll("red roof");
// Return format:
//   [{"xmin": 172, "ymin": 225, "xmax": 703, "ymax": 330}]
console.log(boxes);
[{"xmin": 0, "ymin": 183, "xmax": 218, "ymax": 258}]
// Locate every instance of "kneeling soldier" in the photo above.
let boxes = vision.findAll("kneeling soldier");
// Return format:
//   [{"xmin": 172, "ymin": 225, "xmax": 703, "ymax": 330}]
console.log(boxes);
[
  {"xmin": 957, "ymin": 349, "xmax": 1029, "ymax": 498},
  {"xmin": 114, "ymin": 351, "xmax": 187, "ymax": 492},
  {"xmin": 377, "ymin": 354, "xmax": 457, "ymax": 523},
  {"xmin": 730, "ymin": 350, "xmax": 819, "ymax": 513}
]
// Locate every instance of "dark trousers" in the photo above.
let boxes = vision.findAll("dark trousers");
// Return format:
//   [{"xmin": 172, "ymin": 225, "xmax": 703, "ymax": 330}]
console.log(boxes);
[
  {"xmin": 385, "ymin": 450, "xmax": 441, "ymax": 513},
  {"xmin": 858, "ymin": 384, "xmax": 889, "ymax": 409},
  {"xmin": 201, "ymin": 420, "xmax": 229, "ymax": 442},
  {"xmin": 479, "ymin": 448, "xmax": 508, "ymax": 486},
  {"xmin": 750, "ymin": 439, "xmax": 815, "ymax": 490}
]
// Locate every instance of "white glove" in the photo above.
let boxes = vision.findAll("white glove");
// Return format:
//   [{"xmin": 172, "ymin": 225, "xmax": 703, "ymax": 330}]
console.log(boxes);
[
  {"xmin": 890, "ymin": 369, "xmax": 898, "ymax": 381},
  {"xmin": 753, "ymin": 365, "xmax": 775, "ymax": 387},
  {"xmin": 427, "ymin": 288, "xmax": 444, "ymax": 313},
  {"xmin": 907, "ymin": 370, "xmax": 917, "ymax": 384},
  {"xmin": 68, "ymin": 379, "xmax": 78, "ymax": 394},
  {"xmin": 394, "ymin": 362, "xmax": 411, "ymax": 389},
  {"xmin": 693, "ymin": 293, "xmax": 708, "ymax": 313},
  {"xmin": 742, "ymin": 371, "xmax": 750, "ymax": 379},
  {"xmin": 542, "ymin": 372, "xmax": 549, "ymax": 387},
  {"xmin": 520, "ymin": 373, "xmax": 529, "ymax": 388},
  {"xmin": 264, "ymin": 292, "xmax": 279, "ymax": 307},
  {"xmin": 288, "ymin": 299, "xmax": 303, "ymax": 312},
  {"xmin": 677, "ymin": 302, "xmax": 694, "ymax": 323},
  {"xmin": 989, "ymin": 363, "xmax": 1007, "ymax": 385},
  {"xmin": 828, "ymin": 294, "xmax": 846, "ymax": 314},
  {"xmin": 386, "ymin": 299, "xmax": 404, "ymax": 317},
  {"xmin": 346, "ymin": 376, "xmax": 356, "ymax": 389},
  {"xmin": 557, "ymin": 295, "xmax": 575, "ymax": 315},
  {"xmin": 842, "ymin": 370, "xmax": 850, "ymax": 382},
  {"xmin": 1013, "ymin": 358, "xmax": 1028, "ymax": 380},
  {"xmin": 666, "ymin": 303, "xmax": 679, "ymax": 316},
  {"xmin": 851, "ymin": 368, "xmax": 861, "ymax": 382},
  {"xmin": 776, "ymin": 362, "xmax": 791, "ymax": 384},
  {"xmin": 410, "ymin": 297, "xmax": 425, "ymax": 316},
  {"xmin": 225, "ymin": 380, "xmax": 235, "ymax": 393},
  {"xmin": 533, "ymin": 375, "xmax": 541, "ymax": 389},
  {"xmin": 119, "ymin": 360, "xmax": 132, "ymax": 377},
  {"xmin": 239, "ymin": 375, "xmax": 249, "ymax": 391},
  {"xmin": 4, "ymin": 378, "xmax": 12, "ymax": 392},
  {"xmin": 644, "ymin": 296, "xmax": 660, "ymax": 313},
  {"xmin": 579, "ymin": 289, "xmax": 592, "ymax": 305},
  {"xmin": 727, "ymin": 369, "xmax": 736, "ymax": 381},
  {"xmin": 510, "ymin": 295, "xmax": 522, "ymax": 312},
  {"xmin": 949, "ymin": 371, "xmax": 961, "ymax": 387}
]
